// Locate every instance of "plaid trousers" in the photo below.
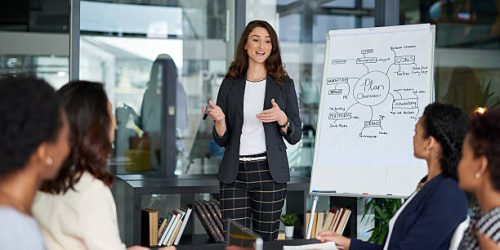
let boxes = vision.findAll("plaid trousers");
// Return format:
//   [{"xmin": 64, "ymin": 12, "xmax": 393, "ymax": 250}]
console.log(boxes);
[{"xmin": 220, "ymin": 155, "xmax": 287, "ymax": 241}]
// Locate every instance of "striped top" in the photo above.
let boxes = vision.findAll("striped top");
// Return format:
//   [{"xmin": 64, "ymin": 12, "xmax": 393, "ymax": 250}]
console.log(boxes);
[{"xmin": 459, "ymin": 206, "xmax": 500, "ymax": 249}]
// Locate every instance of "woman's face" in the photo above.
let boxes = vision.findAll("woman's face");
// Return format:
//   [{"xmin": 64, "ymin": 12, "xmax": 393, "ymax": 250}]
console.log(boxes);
[
  {"xmin": 458, "ymin": 134, "xmax": 482, "ymax": 193},
  {"xmin": 245, "ymin": 27, "xmax": 272, "ymax": 65},
  {"xmin": 413, "ymin": 117, "xmax": 428, "ymax": 159},
  {"xmin": 108, "ymin": 102, "xmax": 116, "ymax": 143},
  {"xmin": 44, "ymin": 111, "xmax": 70, "ymax": 180}
]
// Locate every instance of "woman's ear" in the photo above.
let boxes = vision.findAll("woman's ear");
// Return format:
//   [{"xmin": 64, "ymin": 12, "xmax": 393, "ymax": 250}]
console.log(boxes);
[
  {"xmin": 35, "ymin": 143, "xmax": 49, "ymax": 165},
  {"xmin": 426, "ymin": 136, "xmax": 436, "ymax": 151},
  {"xmin": 478, "ymin": 155, "xmax": 489, "ymax": 177}
]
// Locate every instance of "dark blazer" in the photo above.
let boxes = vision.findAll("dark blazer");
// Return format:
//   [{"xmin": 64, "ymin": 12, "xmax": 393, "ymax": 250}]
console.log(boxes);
[
  {"xmin": 351, "ymin": 174, "xmax": 467, "ymax": 250},
  {"xmin": 213, "ymin": 75, "xmax": 302, "ymax": 184}
]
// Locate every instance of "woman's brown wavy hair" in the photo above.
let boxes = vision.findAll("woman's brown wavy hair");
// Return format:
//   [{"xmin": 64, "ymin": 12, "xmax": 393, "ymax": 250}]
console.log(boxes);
[
  {"xmin": 40, "ymin": 81, "xmax": 113, "ymax": 194},
  {"xmin": 226, "ymin": 20, "xmax": 288, "ymax": 84}
]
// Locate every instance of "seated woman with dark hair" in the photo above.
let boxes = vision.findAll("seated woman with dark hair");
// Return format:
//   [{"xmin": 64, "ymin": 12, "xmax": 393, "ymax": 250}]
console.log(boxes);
[
  {"xmin": 458, "ymin": 108, "xmax": 500, "ymax": 249},
  {"xmin": 32, "ymin": 81, "xmax": 172, "ymax": 250},
  {"xmin": 0, "ymin": 76, "xmax": 70, "ymax": 249},
  {"xmin": 318, "ymin": 102, "xmax": 469, "ymax": 250}
]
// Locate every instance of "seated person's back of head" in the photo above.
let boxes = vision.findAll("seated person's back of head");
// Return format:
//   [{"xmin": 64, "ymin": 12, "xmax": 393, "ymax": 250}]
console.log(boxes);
[
  {"xmin": 33, "ymin": 81, "xmax": 157, "ymax": 250},
  {"xmin": 318, "ymin": 102, "xmax": 469, "ymax": 250},
  {"xmin": 457, "ymin": 107, "xmax": 500, "ymax": 249},
  {"xmin": 0, "ymin": 76, "xmax": 69, "ymax": 250}
]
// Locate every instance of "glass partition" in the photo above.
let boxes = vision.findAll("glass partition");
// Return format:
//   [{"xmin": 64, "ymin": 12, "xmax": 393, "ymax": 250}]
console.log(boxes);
[
  {"xmin": 0, "ymin": 0, "xmax": 70, "ymax": 86},
  {"xmin": 80, "ymin": 0, "xmax": 231, "ymax": 176},
  {"xmin": 400, "ymin": 0, "xmax": 500, "ymax": 113}
]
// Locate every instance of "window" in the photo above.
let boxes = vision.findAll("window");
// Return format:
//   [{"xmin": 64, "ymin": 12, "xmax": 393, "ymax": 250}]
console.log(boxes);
[
  {"xmin": 0, "ymin": 0, "xmax": 70, "ymax": 86},
  {"xmin": 79, "ymin": 0, "xmax": 232, "ymax": 176},
  {"xmin": 401, "ymin": 0, "xmax": 500, "ymax": 113}
]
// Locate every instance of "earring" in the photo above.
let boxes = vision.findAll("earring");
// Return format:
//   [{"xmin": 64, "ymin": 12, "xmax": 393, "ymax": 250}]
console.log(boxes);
[
  {"xmin": 46, "ymin": 157, "xmax": 53, "ymax": 166},
  {"xmin": 475, "ymin": 172, "xmax": 481, "ymax": 179}
]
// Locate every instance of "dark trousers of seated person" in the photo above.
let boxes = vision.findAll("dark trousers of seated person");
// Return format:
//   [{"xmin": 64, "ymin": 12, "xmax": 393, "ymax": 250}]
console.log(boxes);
[{"xmin": 220, "ymin": 158, "xmax": 287, "ymax": 241}]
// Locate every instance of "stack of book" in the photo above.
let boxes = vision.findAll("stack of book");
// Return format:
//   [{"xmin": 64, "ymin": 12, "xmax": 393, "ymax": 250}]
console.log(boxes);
[
  {"xmin": 141, "ymin": 205, "xmax": 193, "ymax": 247},
  {"xmin": 304, "ymin": 207, "xmax": 351, "ymax": 238},
  {"xmin": 194, "ymin": 200, "xmax": 224, "ymax": 243}
]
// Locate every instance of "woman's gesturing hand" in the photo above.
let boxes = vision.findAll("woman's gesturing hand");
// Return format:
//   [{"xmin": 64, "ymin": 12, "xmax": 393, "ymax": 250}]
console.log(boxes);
[
  {"xmin": 256, "ymin": 99, "xmax": 288, "ymax": 126},
  {"xmin": 203, "ymin": 100, "xmax": 227, "ymax": 137},
  {"xmin": 203, "ymin": 100, "xmax": 225, "ymax": 123}
]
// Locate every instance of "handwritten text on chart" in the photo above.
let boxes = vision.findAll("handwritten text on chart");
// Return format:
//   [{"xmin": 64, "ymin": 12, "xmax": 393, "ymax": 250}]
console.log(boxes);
[
  {"xmin": 329, "ymin": 112, "xmax": 352, "ymax": 120},
  {"xmin": 327, "ymin": 77, "xmax": 348, "ymax": 85}
]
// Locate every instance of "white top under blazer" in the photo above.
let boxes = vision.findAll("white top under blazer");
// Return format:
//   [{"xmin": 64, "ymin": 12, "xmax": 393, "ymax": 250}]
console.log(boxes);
[{"xmin": 240, "ymin": 79, "xmax": 267, "ymax": 155}]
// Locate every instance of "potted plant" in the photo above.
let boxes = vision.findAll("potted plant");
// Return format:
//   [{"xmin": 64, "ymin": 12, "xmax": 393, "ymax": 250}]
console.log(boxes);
[
  {"xmin": 362, "ymin": 198, "xmax": 402, "ymax": 244},
  {"xmin": 281, "ymin": 213, "xmax": 299, "ymax": 238}
]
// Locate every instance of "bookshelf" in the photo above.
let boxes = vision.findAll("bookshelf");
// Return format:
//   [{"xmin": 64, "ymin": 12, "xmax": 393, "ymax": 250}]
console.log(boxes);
[{"xmin": 114, "ymin": 174, "xmax": 310, "ymax": 246}]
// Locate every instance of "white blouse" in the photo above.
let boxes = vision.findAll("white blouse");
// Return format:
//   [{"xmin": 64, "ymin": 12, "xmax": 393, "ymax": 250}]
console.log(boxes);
[
  {"xmin": 33, "ymin": 172, "xmax": 126, "ymax": 250},
  {"xmin": 240, "ymin": 79, "xmax": 267, "ymax": 155}
]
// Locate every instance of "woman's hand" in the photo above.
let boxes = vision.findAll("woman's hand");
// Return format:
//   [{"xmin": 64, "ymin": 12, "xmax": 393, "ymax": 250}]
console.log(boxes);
[
  {"xmin": 126, "ymin": 246, "xmax": 149, "ymax": 250},
  {"xmin": 256, "ymin": 99, "xmax": 287, "ymax": 125},
  {"xmin": 158, "ymin": 246, "xmax": 176, "ymax": 250},
  {"xmin": 203, "ymin": 100, "xmax": 226, "ymax": 137},
  {"xmin": 317, "ymin": 231, "xmax": 351, "ymax": 250},
  {"xmin": 203, "ymin": 100, "xmax": 225, "ymax": 123}
]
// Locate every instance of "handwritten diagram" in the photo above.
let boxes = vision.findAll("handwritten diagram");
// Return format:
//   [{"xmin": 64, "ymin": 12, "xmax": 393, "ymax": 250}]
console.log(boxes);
[
  {"xmin": 311, "ymin": 25, "xmax": 434, "ymax": 195},
  {"xmin": 324, "ymin": 45, "xmax": 430, "ymax": 138}
]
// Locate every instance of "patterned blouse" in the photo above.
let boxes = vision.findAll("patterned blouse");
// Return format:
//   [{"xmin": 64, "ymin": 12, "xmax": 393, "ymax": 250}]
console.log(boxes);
[{"xmin": 458, "ymin": 206, "xmax": 500, "ymax": 249}]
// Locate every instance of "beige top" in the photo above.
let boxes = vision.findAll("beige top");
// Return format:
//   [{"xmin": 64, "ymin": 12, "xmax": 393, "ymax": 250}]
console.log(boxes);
[{"xmin": 32, "ymin": 172, "xmax": 126, "ymax": 250}]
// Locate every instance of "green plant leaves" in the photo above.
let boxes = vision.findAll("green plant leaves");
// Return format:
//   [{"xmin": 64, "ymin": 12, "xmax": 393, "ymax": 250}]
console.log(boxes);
[
  {"xmin": 281, "ymin": 213, "xmax": 299, "ymax": 226},
  {"xmin": 363, "ymin": 198, "xmax": 403, "ymax": 244}
]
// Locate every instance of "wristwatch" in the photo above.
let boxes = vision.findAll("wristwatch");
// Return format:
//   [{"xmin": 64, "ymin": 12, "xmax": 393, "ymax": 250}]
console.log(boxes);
[{"xmin": 279, "ymin": 118, "xmax": 290, "ymax": 128}]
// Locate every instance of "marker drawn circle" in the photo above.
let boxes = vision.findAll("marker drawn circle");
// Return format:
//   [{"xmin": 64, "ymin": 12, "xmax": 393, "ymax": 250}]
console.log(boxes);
[{"xmin": 353, "ymin": 71, "xmax": 390, "ymax": 106}]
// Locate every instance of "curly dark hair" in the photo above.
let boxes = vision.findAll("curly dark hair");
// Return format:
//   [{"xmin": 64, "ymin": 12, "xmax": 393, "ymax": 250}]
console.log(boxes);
[
  {"xmin": 0, "ymin": 76, "xmax": 61, "ymax": 178},
  {"xmin": 468, "ymin": 108, "xmax": 500, "ymax": 191},
  {"xmin": 226, "ymin": 20, "xmax": 288, "ymax": 84},
  {"xmin": 40, "ymin": 81, "xmax": 113, "ymax": 194},
  {"xmin": 422, "ymin": 102, "xmax": 469, "ymax": 180}
]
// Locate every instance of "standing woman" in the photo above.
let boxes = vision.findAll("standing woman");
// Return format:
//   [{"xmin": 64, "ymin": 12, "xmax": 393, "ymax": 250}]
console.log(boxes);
[
  {"xmin": 458, "ymin": 108, "xmax": 500, "ymax": 249},
  {"xmin": 205, "ymin": 20, "xmax": 301, "ymax": 241}
]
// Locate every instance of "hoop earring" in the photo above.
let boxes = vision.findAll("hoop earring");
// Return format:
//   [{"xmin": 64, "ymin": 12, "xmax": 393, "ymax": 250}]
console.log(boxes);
[{"xmin": 46, "ymin": 157, "xmax": 53, "ymax": 167}]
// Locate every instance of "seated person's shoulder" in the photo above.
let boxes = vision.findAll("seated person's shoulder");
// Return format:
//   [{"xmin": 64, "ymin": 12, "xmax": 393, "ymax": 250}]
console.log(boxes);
[
  {"xmin": 59, "ymin": 172, "xmax": 113, "ymax": 205},
  {"xmin": 0, "ymin": 207, "xmax": 45, "ymax": 248},
  {"xmin": 75, "ymin": 172, "xmax": 113, "ymax": 200},
  {"xmin": 78, "ymin": 172, "xmax": 109, "ymax": 189},
  {"xmin": 0, "ymin": 206, "xmax": 31, "ymax": 222},
  {"xmin": 438, "ymin": 176, "xmax": 463, "ymax": 191},
  {"xmin": 430, "ymin": 177, "xmax": 467, "ymax": 206}
]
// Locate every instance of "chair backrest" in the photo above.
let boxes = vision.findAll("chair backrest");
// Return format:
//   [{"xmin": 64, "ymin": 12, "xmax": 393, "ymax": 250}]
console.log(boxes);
[{"xmin": 449, "ymin": 216, "xmax": 470, "ymax": 250}]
